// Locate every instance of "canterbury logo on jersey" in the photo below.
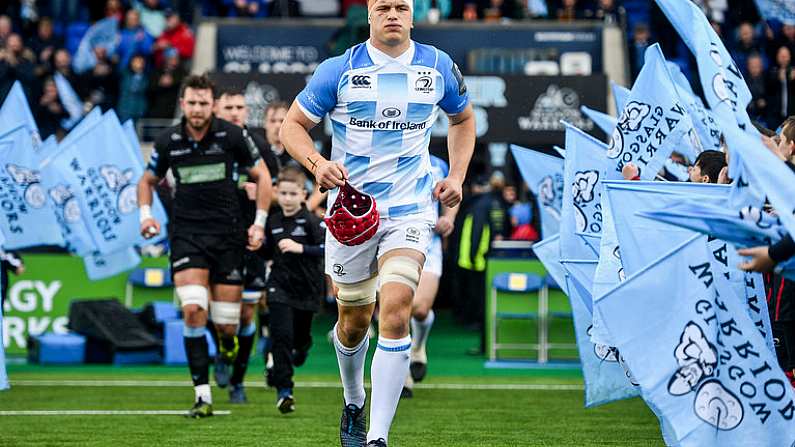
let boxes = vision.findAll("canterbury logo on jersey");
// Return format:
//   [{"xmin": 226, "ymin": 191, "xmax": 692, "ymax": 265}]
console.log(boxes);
[{"xmin": 351, "ymin": 75, "xmax": 372, "ymax": 87}]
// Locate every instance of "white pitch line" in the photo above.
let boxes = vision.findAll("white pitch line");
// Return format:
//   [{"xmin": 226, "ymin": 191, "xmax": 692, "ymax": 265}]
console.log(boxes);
[
  {"xmin": 10, "ymin": 379, "xmax": 582, "ymax": 391},
  {"xmin": 0, "ymin": 410, "xmax": 231, "ymax": 416}
]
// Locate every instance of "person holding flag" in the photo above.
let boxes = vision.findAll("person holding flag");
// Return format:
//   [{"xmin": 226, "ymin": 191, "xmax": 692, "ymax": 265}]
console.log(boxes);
[
  {"xmin": 280, "ymin": 0, "xmax": 475, "ymax": 444},
  {"xmin": 137, "ymin": 74, "xmax": 272, "ymax": 418}
]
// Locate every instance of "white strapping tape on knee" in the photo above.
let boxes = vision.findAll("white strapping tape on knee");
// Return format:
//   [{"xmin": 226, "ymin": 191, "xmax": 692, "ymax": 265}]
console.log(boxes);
[
  {"xmin": 336, "ymin": 276, "xmax": 378, "ymax": 307},
  {"xmin": 379, "ymin": 256, "xmax": 422, "ymax": 293},
  {"xmin": 210, "ymin": 301, "xmax": 241, "ymax": 325},
  {"xmin": 176, "ymin": 285, "xmax": 209, "ymax": 310}
]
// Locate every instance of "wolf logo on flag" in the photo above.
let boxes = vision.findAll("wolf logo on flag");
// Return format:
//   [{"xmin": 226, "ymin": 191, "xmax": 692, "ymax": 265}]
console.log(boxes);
[
  {"xmin": 608, "ymin": 101, "xmax": 651, "ymax": 159},
  {"xmin": 5, "ymin": 164, "xmax": 46, "ymax": 209},
  {"xmin": 667, "ymin": 321, "xmax": 744, "ymax": 430},
  {"xmin": 99, "ymin": 165, "xmax": 136, "ymax": 214},
  {"xmin": 537, "ymin": 174, "xmax": 563, "ymax": 221},
  {"xmin": 49, "ymin": 184, "xmax": 81, "ymax": 223}
]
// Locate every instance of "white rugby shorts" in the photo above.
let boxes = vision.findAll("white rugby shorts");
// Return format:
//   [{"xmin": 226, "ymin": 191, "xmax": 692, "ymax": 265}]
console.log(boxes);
[{"xmin": 325, "ymin": 210, "xmax": 435, "ymax": 284}]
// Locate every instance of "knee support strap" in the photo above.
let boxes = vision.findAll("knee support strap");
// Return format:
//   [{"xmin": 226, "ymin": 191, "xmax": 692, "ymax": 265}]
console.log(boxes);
[
  {"xmin": 379, "ymin": 256, "xmax": 422, "ymax": 293},
  {"xmin": 336, "ymin": 276, "xmax": 378, "ymax": 307},
  {"xmin": 176, "ymin": 285, "xmax": 209, "ymax": 310},
  {"xmin": 210, "ymin": 301, "xmax": 242, "ymax": 325}
]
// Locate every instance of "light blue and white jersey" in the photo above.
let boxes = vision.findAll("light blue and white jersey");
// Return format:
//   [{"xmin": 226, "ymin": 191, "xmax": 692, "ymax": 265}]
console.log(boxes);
[{"xmin": 297, "ymin": 40, "xmax": 469, "ymax": 218}]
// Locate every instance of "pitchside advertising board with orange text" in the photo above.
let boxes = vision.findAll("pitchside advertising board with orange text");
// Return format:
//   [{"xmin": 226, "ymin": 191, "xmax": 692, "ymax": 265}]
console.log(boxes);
[
  {"xmin": 2, "ymin": 254, "xmax": 168, "ymax": 355},
  {"xmin": 211, "ymin": 72, "xmax": 607, "ymax": 147}
]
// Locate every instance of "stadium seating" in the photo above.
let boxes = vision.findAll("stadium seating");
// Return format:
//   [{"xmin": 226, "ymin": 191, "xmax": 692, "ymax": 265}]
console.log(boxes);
[
  {"xmin": 27, "ymin": 332, "xmax": 86, "ymax": 365},
  {"xmin": 489, "ymin": 272, "xmax": 548, "ymax": 362},
  {"xmin": 125, "ymin": 267, "xmax": 174, "ymax": 308}
]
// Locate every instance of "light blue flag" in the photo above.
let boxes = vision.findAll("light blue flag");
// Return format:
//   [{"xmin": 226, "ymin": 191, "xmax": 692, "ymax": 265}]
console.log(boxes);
[
  {"xmin": 533, "ymin": 236, "xmax": 639, "ymax": 407},
  {"xmin": 655, "ymin": 0, "xmax": 753, "ymax": 130},
  {"xmin": 578, "ymin": 233, "xmax": 601, "ymax": 258},
  {"xmin": 611, "ymin": 81, "xmax": 630, "ymax": 113},
  {"xmin": 590, "ymin": 187, "xmax": 623, "ymax": 341},
  {"xmin": 48, "ymin": 111, "xmax": 147, "ymax": 255},
  {"xmin": 0, "ymin": 234, "xmax": 6, "ymax": 390},
  {"xmin": 601, "ymin": 182, "xmax": 774, "ymax": 355},
  {"xmin": 54, "ymin": 73, "xmax": 84, "ymax": 130},
  {"xmin": 0, "ymin": 125, "xmax": 65, "ymax": 249},
  {"xmin": 510, "ymin": 145, "xmax": 563, "ymax": 239},
  {"xmin": 667, "ymin": 62, "xmax": 722, "ymax": 154},
  {"xmin": 560, "ymin": 122, "xmax": 608, "ymax": 260},
  {"xmin": 563, "ymin": 260, "xmax": 641, "ymax": 408},
  {"xmin": 717, "ymin": 241, "xmax": 775, "ymax": 355},
  {"xmin": 754, "ymin": 0, "xmax": 795, "ymax": 24},
  {"xmin": 0, "ymin": 81, "xmax": 37, "ymax": 138},
  {"xmin": 593, "ymin": 182, "xmax": 729, "ymax": 346},
  {"xmin": 84, "ymin": 247, "xmax": 141, "ymax": 281},
  {"xmin": 605, "ymin": 182, "xmax": 729, "ymax": 274},
  {"xmin": 580, "ymin": 105, "xmax": 617, "ymax": 136},
  {"xmin": 723, "ymin": 120, "xmax": 795, "ymax": 239},
  {"xmin": 39, "ymin": 160, "xmax": 97, "ymax": 256},
  {"xmin": 531, "ymin": 236, "xmax": 568, "ymax": 296},
  {"xmin": 595, "ymin": 235, "xmax": 795, "ymax": 446},
  {"xmin": 73, "ymin": 18, "xmax": 119, "ymax": 74},
  {"xmin": 640, "ymin": 200, "xmax": 786, "ymax": 248},
  {"xmin": 606, "ymin": 44, "xmax": 692, "ymax": 181},
  {"xmin": 121, "ymin": 118, "xmax": 168, "ymax": 244},
  {"xmin": 38, "ymin": 107, "xmax": 103, "ymax": 165}
]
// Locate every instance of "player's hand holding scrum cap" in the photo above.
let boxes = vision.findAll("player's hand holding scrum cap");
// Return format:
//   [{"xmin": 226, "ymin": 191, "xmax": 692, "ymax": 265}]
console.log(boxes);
[{"xmin": 324, "ymin": 182, "xmax": 379, "ymax": 246}]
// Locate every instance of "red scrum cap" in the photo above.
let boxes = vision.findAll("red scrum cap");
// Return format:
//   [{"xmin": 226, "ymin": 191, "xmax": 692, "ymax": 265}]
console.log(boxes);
[{"xmin": 324, "ymin": 182, "xmax": 380, "ymax": 246}]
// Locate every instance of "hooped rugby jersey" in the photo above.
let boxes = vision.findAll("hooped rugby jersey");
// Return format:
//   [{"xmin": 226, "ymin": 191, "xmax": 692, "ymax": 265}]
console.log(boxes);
[{"xmin": 297, "ymin": 40, "xmax": 469, "ymax": 218}]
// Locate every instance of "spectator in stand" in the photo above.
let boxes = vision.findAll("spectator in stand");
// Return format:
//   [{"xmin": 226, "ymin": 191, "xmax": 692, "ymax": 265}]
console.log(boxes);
[
  {"xmin": 589, "ymin": 0, "xmax": 625, "ymax": 26},
  {"xmin": 52, "ymin": 48, "xmax": 79, "ymax": 85},
  {"xmin": 225, "ymin": 0, "xmax": 267, "ymax": 18},
  {"xmin": 118, "ymin": 9, "xmax": 155, "ymax": 70},
  {"xmin": 153, "ymin": 11, "xmax": 194, "ymax": 67},
  {"xmin": 135, "ymin": 0, "xmax": 167, "ymax": 38},
  {"xmin": 0, "ymin": 33, "xmax": 37, "ymax": 97},
  {"xmin": 629, "ymin": 23, "xmax": 651, "ymax": 80},
  {"xmin": 772, "ymin": 23, "xmax": 795, "ymax": 60},
  {"xmin": 732, "ymin": 22, "xmax": 767, "ymax": 77},
  {"xmin": 267, "ymin": 0, "xmax": 301, "ymax": 17},
  {"xmin": 117, "ymin": 54, "xmax": 149, "ymax": 122},
  {"xmin": 80, "ymin": 46, "xmax": 118, "ymax": 111},
  {"xmin": 147, "ymin": 47, "xmax": 185, "ymax": 118},
  {"xmin": 35, "ymin": 76, "xmax": 68, "ymax": 138},
  {"xmin": 29, "ymin": 17, "xmax": 62, "ymax": 79},
  {"xmin": 0, "ymin": 15, "xmax": 11, "ymax": 48},
  {"xmin": 525, "ymin": 0, "xmax": 549, "ymax": 18},
  {"xmin": 483, "ymin": 0, "xmax": 524, "ymax": 21},
  {"xmin": 767, "ymin": 46, "xmax": 795, "ymax": 126},
  {"xmin": 105, "ymin": 0, "xmax": 125, "ymax": 21},
  {"xmin": 747, "ymin": 53, "xmax": 769, "ymax": 125},
  {"xmin": 299, "ymin": 0, "xmax": 339, "ymax": 17},
  {"xmin": 413, "ymin": 0, "xmax": 451, "ymax": 22},
  {"xmin": 556, "ymin": 0, "xmax": 585, "ymax": 22}
]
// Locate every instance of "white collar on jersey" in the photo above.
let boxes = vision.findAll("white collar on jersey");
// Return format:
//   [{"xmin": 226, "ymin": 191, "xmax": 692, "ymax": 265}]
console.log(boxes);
[{"xmin": 365, "ymin": 39, "xmax": 416, "ymax": 66}]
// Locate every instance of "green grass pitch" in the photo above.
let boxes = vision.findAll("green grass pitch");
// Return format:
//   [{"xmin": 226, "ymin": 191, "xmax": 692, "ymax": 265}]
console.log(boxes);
[{"xmin": 0, "ymin": 313, "xmax": 664, "ymax": 446}]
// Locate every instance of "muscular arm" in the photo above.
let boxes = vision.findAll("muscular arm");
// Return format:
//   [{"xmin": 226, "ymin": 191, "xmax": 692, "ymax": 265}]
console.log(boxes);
[
  {"xmin": 137, "ymin": 171, "xmax": 159, "ymax": 207},
  {"xmin": 446, "ymin": 104, "xmax": 476, "ymax": 184},
  {"xmin": 280, "ymin": 102, "xmax": 324, "ymax": 176},
  {"xmin": 280, "ymin": 102, "xmax": 347, "ymax": 189},
  {"xmin": 246, "ymin": 160, "xmax": 273, "ymax": 216},
  {"xmin": 137, "ymin": 171, "xmax": 162, "ymax": 237}
]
